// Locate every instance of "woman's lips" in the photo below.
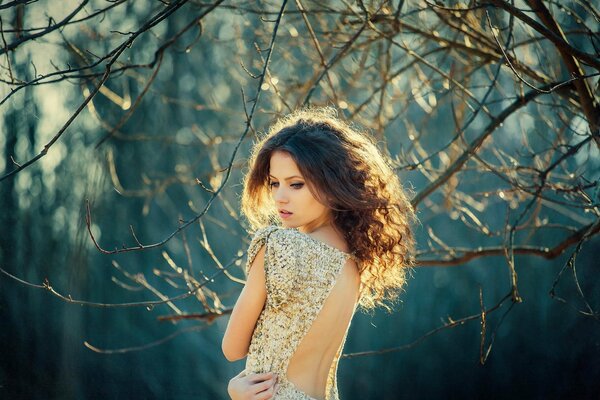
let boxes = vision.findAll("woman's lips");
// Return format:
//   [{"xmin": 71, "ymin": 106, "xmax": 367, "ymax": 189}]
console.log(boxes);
[{"xmin": 279, "ymin": 210, "xmax": 293, "ymax": 219}]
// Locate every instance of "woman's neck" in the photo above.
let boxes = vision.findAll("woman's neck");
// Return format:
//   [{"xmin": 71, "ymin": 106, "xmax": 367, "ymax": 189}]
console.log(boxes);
[
  {"xmin": 298, "ymin": 216, "xmax": 335, "ymax": 234},
  {"xmin": 298, "ymin": 217, "xmax": 332, "ymax": 234}
]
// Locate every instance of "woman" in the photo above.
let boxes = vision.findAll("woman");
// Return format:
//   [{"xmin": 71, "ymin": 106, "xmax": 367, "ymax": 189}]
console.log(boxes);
[{"xmin": 222, "ymin": 108, "xmax": 416, "ymax": 399}]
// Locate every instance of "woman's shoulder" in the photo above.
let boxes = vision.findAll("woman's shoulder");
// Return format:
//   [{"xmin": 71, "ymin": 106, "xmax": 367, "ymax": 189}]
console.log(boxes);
[
  {"xmin": 249, "ymin": 225, "xmax": 356, "ymax": 260},
  {"xmin": 249, "ymin": 225, "xmax": 299, "ymax": 240},
  {"xmin": 249, "ymin": 225, "xmax": 280, "ymax": 240},
  {"xmin": 251, "ymin": 225, "xmax": 304, "ymax": 248},
  {"xmin": 247, "ymin": 225, "xmax": 297, "ymax": 254},
  {"xmin": 244, "ymin": 226, "xmax": 299, "ymax": 275}
]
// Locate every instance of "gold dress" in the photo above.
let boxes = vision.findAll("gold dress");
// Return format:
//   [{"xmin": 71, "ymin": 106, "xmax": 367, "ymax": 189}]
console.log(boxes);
[{"xmin": 242, "ymin": 225, "xmax": 357, "ymax": 400}]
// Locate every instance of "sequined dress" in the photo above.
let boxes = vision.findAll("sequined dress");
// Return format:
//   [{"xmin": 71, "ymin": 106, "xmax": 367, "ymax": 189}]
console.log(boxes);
[{"xmin": 242, "ymin": 225, "xmax": 357, "ymax": 400}]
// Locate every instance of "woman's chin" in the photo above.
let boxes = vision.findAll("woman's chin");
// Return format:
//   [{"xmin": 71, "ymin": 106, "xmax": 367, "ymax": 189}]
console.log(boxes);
[{"xmin": 280, "ymin": 220, "xmax": 298, "ymax": 228}]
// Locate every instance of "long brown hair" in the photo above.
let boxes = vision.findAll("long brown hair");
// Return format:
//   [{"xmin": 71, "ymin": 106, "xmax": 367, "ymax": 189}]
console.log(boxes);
[{"xmin": 241, "ymin": 107, "xmax": 417, "ymax": 312}]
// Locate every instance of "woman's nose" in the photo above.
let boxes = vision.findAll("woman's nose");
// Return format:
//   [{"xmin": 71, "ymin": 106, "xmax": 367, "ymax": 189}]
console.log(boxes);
[{"xmin": 273, "ymin": 187, "xmax": 288, "ymax": 203}]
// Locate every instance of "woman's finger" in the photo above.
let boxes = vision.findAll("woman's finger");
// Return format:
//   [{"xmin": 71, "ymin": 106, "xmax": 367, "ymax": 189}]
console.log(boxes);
[
  {"xmin": 253, "ymin": 376, "xmax": 276, "ymax": 394},
  {"xmin": 248, "ymin": 371, "xmax": 276, "ymax": 383},
  {"xmin": 255, "ymin": 383, "xmax": 276, "ymax": 400}
]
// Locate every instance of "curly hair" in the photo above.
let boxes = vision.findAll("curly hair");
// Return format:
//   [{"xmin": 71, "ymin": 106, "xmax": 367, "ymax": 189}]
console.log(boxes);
[{"xmin": 241, "ymin": 107, "xmax": 417, "ymax": 313}]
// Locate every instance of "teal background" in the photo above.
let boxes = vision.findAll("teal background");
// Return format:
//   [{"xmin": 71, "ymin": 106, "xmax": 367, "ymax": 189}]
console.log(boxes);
[{"xmin": 1, "ymin": 1, "xmax": 599, "ymax": 399}]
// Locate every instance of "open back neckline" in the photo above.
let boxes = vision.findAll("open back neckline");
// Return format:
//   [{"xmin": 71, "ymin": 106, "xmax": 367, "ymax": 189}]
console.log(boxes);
[{"xmin": 287, "ymin": 227, "xmax": 355, "ymax": 259}]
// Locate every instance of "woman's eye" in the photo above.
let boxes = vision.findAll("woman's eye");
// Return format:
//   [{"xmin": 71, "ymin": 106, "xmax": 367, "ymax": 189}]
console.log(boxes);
[{"xmin": 269, "ymin": 181, "xmax": 303, "ymax": 189}]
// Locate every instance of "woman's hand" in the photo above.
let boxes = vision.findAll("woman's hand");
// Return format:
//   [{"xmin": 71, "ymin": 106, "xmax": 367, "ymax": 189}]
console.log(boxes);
[{"xmin": 227, "ymin": 370, "xmax": 279, "ymax": 400}]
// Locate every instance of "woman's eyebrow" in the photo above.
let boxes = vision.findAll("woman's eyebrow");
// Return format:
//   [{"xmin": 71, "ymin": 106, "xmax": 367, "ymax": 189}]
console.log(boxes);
[{"xmin": 268, "ymin": 174, "xmax": 304, "ymax": 180}]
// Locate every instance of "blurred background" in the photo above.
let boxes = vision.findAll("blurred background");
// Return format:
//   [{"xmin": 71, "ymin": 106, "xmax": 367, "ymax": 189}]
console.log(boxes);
[{"xmin": 0, "ymin": 1, "xmax": 599, "ymax": 399}]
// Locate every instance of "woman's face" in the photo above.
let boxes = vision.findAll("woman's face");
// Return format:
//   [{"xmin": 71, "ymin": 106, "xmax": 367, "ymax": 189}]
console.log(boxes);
[{"xmin": 268, "ymin": 150, "xmax": 331, "ymax": 233}]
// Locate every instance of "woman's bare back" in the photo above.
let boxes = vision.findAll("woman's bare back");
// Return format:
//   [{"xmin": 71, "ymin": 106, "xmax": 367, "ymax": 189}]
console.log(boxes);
[
  {"xmin": 284, "ymin": 228, "xmax": 360, "ymax": 399},
  {"xmin": 286, "ymin": 257, "xmax": 360, "ymax": 399}
]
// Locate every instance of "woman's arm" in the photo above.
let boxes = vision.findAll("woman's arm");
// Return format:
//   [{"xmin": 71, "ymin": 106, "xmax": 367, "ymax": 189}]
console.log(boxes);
[{"xmin": 222, "ymin": 244, "xmax": 267, "ymax": 361}]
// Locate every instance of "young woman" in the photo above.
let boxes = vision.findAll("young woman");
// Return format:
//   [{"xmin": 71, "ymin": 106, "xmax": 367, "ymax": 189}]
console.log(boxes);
[{"xmin": 222, "ymin": 108, "xmax": 416, "ymax": 400}]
